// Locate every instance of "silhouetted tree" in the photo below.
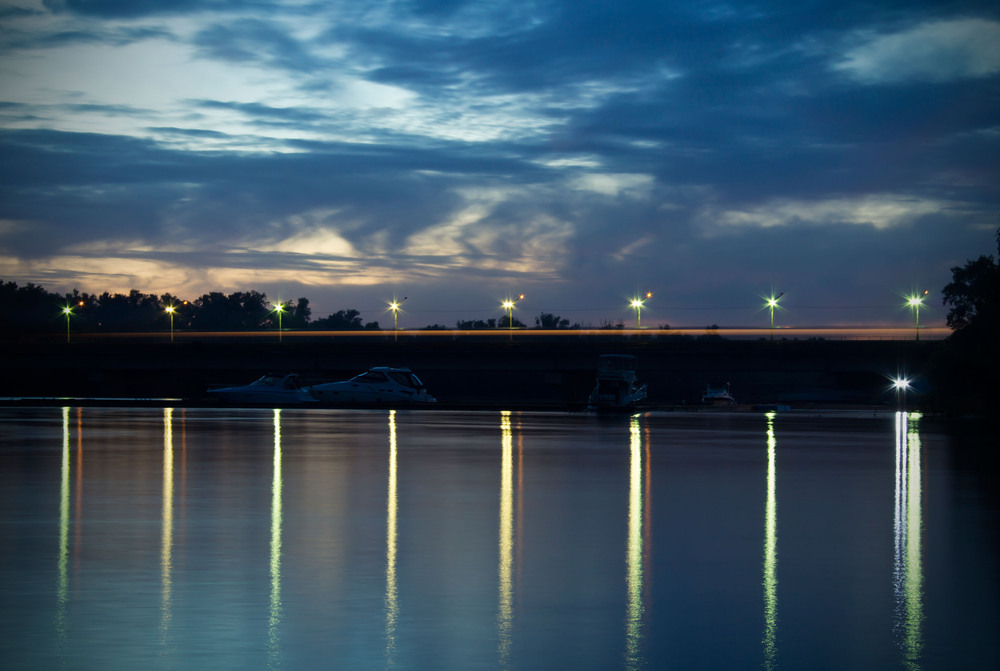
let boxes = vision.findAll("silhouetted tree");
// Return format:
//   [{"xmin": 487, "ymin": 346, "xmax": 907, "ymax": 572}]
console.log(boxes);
[
  {"xmin": 191, "ymin": 290, "xmax": 271, "ymax": 330},
  {"xmin": 941, "ymin": 227, "xmax": 999, "ymax": 332},
  {"xmin": 497, "ymin": 314, "xmax": 526, "ymax": 328},
  {"xmin": 90, "ymin": 290, "xmax": 163, "ymax": 331},
  {"xmin": 456, "ymin": 318, "xmax": 497, "ymax": 329},
  {"xmin": 930, "ymin": 227, "xmax": 999, "ymax": 415},
  {"xmin": 310, "ymin": 309, "xmax": 375, "ymax": 330},
  {"xmin": 0, "ymin": 280, "xmax": 59, "ymax": 334},
  {"xmin": 535, "ymin": 313, "xmax": 576, "ymax": 329},
  {"xmin": 292, "ymin": 297, "xmax": 311, "ymax": 327}
]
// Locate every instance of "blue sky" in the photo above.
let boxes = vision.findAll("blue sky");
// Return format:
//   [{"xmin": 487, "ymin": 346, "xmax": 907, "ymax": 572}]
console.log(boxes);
[{"xmin": 1, "ymin": 0, "xmax": 998, "ymax": 328}]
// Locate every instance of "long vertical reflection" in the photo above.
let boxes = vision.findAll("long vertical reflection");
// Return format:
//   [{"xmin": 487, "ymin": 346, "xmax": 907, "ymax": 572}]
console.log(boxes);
[
  {"xmin": 269, "ymin": 409, "xmax": 283, "ymax": 667},
  {"xmin": 894, "ymin": 411, "xmax": 923, "ymax": 669},
  {"xmin": 497, "ymin": 411, "xmax": 514, "ymax": 668},
  {"xmin": 74, "ymin": 409, "xmax": 83, "ymax": 560},
  {"xmin": 385, "ymin": 410, "xmax": 399, "ymax": 666},
  {"xmin": 763, "ymin": 411, "xmax": 778, "ymax": 670},
  {"xmin": 625, "ymin": 415, "xmax": 644, "ymax": 670},
  {"xmin": 56, "ymin": 406, "xmax": 71, "ymax": 642},
  {"xmin": 160, "ymin": 408, "xmax": 174, "ymax": 644}
]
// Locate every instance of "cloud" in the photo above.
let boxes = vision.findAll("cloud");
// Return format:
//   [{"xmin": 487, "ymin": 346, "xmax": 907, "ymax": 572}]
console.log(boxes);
[
  {"xmin": 570, "ymin": 173, "xmax": 654, "ymax": 198},
  {"xmin": 707, "ymin": 194, "xmax": 948, "ymax": 231},
  {"xmin": 836, "ymin": 18, "xmax": 1000, "ymax": 84}
]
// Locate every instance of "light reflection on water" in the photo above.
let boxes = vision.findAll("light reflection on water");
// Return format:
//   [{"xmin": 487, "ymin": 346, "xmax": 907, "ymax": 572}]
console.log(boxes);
[
  {"xmin": 269, "ymin": 408, "xmax": 283, "ymax": 668},
  {"xmin": 624, "ymin": 415, "xmax": 644, "ymax": 670},
  {"xmin": 55, "ymin": 407, "xmax": 69, "ymax": 647},
  {"xmin": 763, "ymin": 411, "xmax": 778, "ymax": 670},
  {"xmin": 1, "ymin": 407, "xmax": 997, "ymax": 670},
  {"xmin": 385, "ymin": 409, "xmax": 398, "ymax": 667},
  {"xmin": 160, "ymin": 408, "xmax": 173, "ymax": 649},
  {"xmin": 894, "ymin": 411, "xmax": 923, "ymax": 670},
  {"xmin": 498, "ymin": 410, "xmax": 515, "ymax": 668}
]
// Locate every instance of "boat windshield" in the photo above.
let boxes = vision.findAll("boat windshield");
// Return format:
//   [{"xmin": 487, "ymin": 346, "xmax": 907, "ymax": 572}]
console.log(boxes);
[{"xmin": 388, "ymin": 371, "xmax": 421, "ymax": 388}]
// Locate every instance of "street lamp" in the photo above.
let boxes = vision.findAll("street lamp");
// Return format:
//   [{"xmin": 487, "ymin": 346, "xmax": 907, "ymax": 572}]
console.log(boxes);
[
  {"xmin": 272, "ymin": 302, "xmax": 286, "ymax": 342},
  {"xmin": 892, "ymin": 376, "xmax": 911, "ymax": 410},
  {"xmin": 765, "ymin": 292, "xmax": 784, "ymax": 340},
  {"xmin": 630, "ymin": 292, "xmax": 651, "ymax": 330},
  {"xmin": 905, "ymin": 290, "xmax": 928, "ymax": 341},
  {"xmin": 388, "ymin": 297, "xmax": 408, "ymax": 341},
  {"xmin": 61, "ymin": 304, "xmax": 73, "ymax": 343},
  {"xmin": 501, "ymin": 294, "xmax": 524, "ymax": 339},
  {"xmin": 165, "ymin": 305, "xmax": 176, "ymax": 343}
]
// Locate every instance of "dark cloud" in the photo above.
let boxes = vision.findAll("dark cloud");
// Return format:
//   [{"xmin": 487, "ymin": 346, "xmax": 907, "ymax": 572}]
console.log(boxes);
[
  {"xmin": 193, "ymin": 18, "xmax": 322, "ymax": 72},
  {"xmin": 192, "ymin": 99, "xmax": 330, "ymax": 124},
  {"xmin": 43, "ymin": 0, "xmax": 260, "ymax": 18}
]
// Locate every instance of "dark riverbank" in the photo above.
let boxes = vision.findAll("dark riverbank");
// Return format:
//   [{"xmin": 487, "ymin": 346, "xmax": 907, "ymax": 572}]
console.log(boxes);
[{"xmin": 1, "ymin": 334, "xmax": 940, "ymax": 408}]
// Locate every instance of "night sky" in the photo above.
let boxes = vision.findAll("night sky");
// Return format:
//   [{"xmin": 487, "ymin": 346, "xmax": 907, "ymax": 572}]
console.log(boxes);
[{"xmin": 1, "ymin": 0, "xmax": 998, "ymax": 328}]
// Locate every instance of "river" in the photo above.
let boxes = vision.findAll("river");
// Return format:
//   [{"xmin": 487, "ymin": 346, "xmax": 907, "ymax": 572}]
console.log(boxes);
[{"xmin": 0, "ymin": 407, "xmax": 996, "ymax": 670}]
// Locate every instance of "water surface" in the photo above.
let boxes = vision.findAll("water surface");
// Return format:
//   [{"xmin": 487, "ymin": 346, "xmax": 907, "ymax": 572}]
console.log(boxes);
[{"xmin": 0, "ymin": 407, "xmax": 996, "ymax": 670}]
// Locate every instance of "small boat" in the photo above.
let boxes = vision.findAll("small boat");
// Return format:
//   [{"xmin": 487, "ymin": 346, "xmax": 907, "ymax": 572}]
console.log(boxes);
[
  {"xmin": 587, "ymin": 354, "xmax": 647, "ymax": 410},
  {"xmin": 702, "ymin": 382, "xmax": 737, "ymax": 406},
  {"xmin": 207, "ymin": 373, "xmax": 318, "ymax": 405},
  {"xmin": 306, "ymin": 367, "xmax": 436, "ymax": 404}
]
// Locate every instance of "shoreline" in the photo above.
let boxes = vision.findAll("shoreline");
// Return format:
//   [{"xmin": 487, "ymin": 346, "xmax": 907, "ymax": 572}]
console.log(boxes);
[
  {"xmin": 3, "ymin": 336, "xmax": 941, "ymax": 408},
  {"xmin": 0, "ymin": 396, "xmax": 925, "ymax": 417}
]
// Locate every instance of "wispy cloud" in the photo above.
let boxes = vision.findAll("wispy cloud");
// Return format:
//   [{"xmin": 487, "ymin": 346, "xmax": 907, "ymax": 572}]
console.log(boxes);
[{"xmin": 836, "ymin": 18, "xmax": 1000, "ymax": 84}]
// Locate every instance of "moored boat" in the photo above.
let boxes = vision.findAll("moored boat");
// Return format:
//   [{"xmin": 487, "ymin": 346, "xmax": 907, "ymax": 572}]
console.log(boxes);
[
  {"xmin": 305, "ymin": 367, "xmax": 436, "ymax": 404},
  {"xmin": 702, "ymin": 382, "xmax": 737, "ymax": 406},
  {"xmin": 207, "ymin": 373, "xmax": 318, "ymax": 405},
  {"xmin": 587, "ymin": 354, "xmax": 647, "ymax": 410}
]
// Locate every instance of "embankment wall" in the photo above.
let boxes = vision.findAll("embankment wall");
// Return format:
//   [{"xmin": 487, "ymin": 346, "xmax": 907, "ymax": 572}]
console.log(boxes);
[{"xmin": 1, "ymin": 334, "xmax": 940, "ymax": 407}]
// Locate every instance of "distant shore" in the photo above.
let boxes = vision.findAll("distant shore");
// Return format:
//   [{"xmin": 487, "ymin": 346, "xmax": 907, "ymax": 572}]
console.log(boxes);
[{"xmin": 2, "ymin": 333, "xmax": 941, "ymax": 409}]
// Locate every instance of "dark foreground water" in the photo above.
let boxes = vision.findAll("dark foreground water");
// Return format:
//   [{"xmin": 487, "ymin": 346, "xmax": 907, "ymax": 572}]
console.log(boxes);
[{"xmin": 0, "ymin": 407, "xmax": 996, "ymax": 670}]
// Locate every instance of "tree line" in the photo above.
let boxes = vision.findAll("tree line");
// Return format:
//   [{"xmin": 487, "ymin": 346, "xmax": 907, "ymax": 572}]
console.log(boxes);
[
  {"xmin": 0, "ymin": 285, "xmax": 378, "ymax": 334},
  {"xmin": 0, "ymin": 283, "xmax": 589, "ymax": 334}
]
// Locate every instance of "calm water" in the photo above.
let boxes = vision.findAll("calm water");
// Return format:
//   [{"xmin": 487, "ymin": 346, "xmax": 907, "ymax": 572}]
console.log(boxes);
[{"xmin": 0, "ymin": 407, "xmax": 996, "ymax": 670}]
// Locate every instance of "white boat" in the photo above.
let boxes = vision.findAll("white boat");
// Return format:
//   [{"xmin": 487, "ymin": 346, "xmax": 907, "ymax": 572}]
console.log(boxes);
[
  {"xmin": 587, "ymin": 354, "xmax": 647, "ymax": 410},
  {"xmin": 306, "ymin": 367, "xmax": 436, "ymax": 404},
  {"xmin": 207, "ymin": 373, "xmax": 318, "ymax": 405},
  {"xmin": 702, "ymin": 382, "xmax": 737, "ymax": 406}
]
